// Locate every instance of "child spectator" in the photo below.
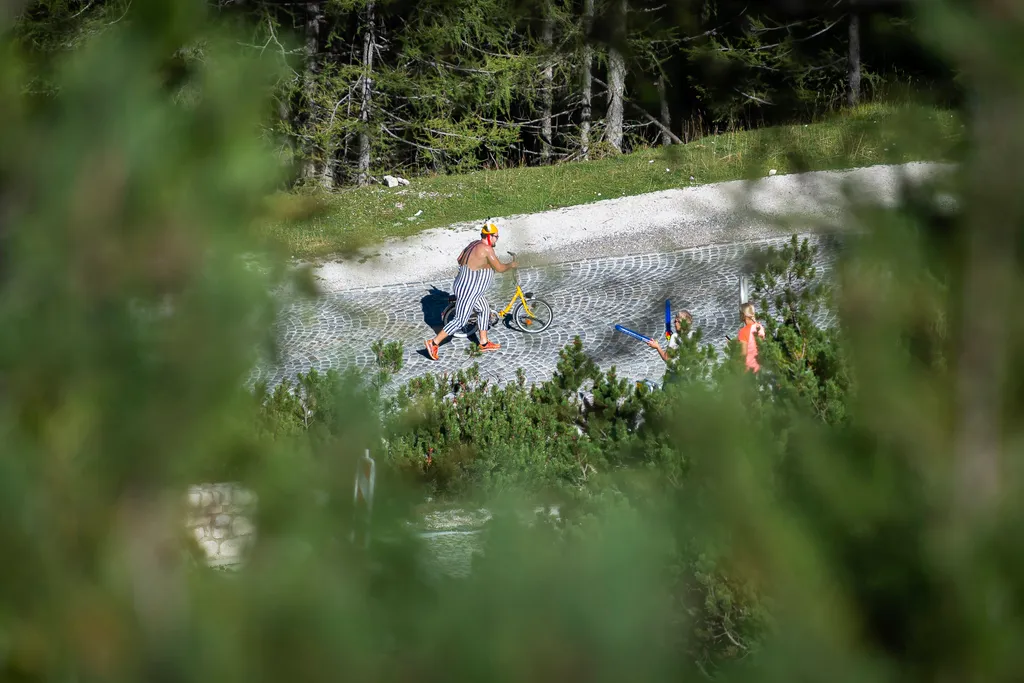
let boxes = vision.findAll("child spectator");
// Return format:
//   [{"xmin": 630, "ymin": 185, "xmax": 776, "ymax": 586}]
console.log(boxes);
[
  {"xmin": 737, "ymin": 302, "xmax": 766, "ymax": 373},
  {"xmin": 647, "ymin": 310, "xmax": 693, "ymax": 363}
]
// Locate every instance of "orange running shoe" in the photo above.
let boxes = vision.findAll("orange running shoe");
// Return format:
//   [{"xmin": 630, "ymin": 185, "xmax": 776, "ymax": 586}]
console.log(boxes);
[
  {"xmin": 478, "ymin": 341, "xmax": 501, "ymax": 352},
  {"xmin": 425, "ymin": 339, "xmax": 439, "ymax": 360}
]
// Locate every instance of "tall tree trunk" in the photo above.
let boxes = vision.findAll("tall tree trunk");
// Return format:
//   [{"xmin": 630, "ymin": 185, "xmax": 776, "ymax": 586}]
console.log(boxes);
[
  {"xmin": 656, "ymin": 75, "xmax": 671, "ymax": 146},
  {"xmin": 847, "ymin": 1, "xmax": 861, "ymax": 108},
  {"xmin": 593, "ymin": 76, "xmax": 684, "ymax": 144},
  {"xmin": 604, "ymin": 0, "xmax": 627, "ymax": 152},
  {"xmin": 580, "ymin": 0, "xmax": 594, "ymax": 159},
  {"xmin": 357, "ymin": 0, "xmax": 376, "ymax": 186},
  {"xmin": 300, "ymin": 1, "xmax": 326, "ymax": 186},
  {"xmin": 540, "ymin": 3, "xmax": 554, "ymax": 163}
]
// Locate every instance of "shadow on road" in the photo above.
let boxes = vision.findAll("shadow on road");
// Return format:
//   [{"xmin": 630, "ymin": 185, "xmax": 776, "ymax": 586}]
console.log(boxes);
[{"xmin": 421, "ymin": 286, "xmax": 451, "ymax": 333}]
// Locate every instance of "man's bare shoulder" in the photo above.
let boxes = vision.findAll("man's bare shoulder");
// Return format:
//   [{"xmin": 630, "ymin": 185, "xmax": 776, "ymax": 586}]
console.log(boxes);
[
  {"xmin": 470, "ymin": 241, "xmax": 495, "ymax": 263},
  {"xmin": 458, "ymin": 239, "xmax": 483, "ymax": 262}
]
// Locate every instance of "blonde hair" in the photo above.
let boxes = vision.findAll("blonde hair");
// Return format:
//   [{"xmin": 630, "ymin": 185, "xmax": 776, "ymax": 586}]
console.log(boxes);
[
  {"xmin": 675, "ymin": 310, "xmax": 692, "ymax": 325},
  {"xmin": 740, "ymin": 302, "xmax": 756, "ymax": 322}
]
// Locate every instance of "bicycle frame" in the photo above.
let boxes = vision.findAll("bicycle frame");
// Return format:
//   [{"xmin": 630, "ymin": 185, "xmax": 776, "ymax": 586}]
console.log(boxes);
[{"xmin": 496, "ymin": 268, "xmax": 536, "ymax": 318}]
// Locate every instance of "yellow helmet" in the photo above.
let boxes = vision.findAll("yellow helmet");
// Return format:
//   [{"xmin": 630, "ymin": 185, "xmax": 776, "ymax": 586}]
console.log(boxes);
[{"xmin": 480, "ymin": 221, "xmax": 499, "ymax": 237}]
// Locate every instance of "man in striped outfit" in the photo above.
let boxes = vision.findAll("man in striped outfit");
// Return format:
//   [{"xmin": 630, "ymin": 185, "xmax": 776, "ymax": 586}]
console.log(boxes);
[{"xmin": 425, "ymin": 221, "xmax": 518, "ymax": 360}]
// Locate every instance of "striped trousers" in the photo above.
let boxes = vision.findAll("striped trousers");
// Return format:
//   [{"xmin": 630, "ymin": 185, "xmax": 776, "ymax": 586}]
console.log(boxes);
[{"xmin": 443, "ymin": 265, "xmax": 494, "ymax": 334}]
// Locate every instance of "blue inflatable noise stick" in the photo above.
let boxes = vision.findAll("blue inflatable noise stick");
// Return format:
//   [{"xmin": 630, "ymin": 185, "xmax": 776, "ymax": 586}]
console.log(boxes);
[
  {"xmin": 614, "ymin": 324, "xmax": 652, "ymax": 343},
  {"xmin": 665, "ymin": 299, "xmax": 672, "ymax": 338}
]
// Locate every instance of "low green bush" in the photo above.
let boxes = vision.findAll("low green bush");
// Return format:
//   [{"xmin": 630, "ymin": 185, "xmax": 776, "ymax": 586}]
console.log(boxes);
[{"xmin": 246, "ymin": 233, "xmax": 842, "ymax": 669}]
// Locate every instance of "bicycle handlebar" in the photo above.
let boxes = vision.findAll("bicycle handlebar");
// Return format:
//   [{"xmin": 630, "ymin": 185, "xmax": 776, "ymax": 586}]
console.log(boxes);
[{"xmin": 506, "ymin": 251, "xmax": 520, "ymax": 283}]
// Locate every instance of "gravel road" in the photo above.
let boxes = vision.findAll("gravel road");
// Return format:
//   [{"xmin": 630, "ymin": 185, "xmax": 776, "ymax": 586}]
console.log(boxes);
[{"xmin": 311, "ymin": 162, "xmax": 949, "ymax": 292}]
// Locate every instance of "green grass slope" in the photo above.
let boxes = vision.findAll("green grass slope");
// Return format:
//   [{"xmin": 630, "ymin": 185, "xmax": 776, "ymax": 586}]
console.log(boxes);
[{"xmin": 262, "ymin": 103, "xmax": 961, "ymax": 259}]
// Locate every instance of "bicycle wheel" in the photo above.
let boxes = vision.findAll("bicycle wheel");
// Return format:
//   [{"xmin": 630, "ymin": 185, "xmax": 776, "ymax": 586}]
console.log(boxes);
[
  {"xmin": 512, "ymin": 298, "xmax": 553, "ymax": 333},
  {"xmin": 440, "ymin": 305, "xmax": 476, "ymax": 338}
]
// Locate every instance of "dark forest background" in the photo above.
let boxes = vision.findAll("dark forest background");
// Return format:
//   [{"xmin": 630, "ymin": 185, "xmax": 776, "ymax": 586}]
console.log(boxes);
[{"xmin": 12, "ymin": 0, "xmax": 957, "ymax": 188}]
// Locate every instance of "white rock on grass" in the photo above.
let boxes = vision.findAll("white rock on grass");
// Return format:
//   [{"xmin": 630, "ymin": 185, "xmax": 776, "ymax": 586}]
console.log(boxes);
[{"xmin": 383, "ymin": 174, "xmax": 410, "ymax": 188}]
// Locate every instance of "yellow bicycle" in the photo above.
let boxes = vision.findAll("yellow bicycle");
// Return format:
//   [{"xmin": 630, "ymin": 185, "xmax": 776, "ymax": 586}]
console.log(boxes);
[{"xmin": 440, "ymin": 251, "xmax": 554, "ymax": 337}]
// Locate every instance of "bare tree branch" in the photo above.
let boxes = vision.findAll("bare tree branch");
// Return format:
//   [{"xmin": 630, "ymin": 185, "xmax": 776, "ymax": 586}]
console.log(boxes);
[
  {"xmin": 734, "ymin": 88, "xmax": 774, "ymax": 105},
  {"xmin": 107, "ymin": 0, "xmax": 131, "ymax": 25},
  {"xmin": 381, "ymin": 125, "xmax": 444, "ymax": 153}
]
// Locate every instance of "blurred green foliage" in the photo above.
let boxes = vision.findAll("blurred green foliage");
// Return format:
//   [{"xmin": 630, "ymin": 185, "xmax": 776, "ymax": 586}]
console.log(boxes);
[{"xmin": 4, "ymin": 1, "xmax": 1024, "ymax": 683}]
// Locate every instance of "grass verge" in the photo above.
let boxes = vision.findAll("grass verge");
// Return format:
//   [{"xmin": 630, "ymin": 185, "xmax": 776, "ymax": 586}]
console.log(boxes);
[{"xmin": 261, "ymin": 102, "xmax": 962, "ymax": 260}]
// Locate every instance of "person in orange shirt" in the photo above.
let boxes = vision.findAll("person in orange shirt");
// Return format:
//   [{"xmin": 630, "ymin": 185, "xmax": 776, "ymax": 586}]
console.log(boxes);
[{"xmin": 737, "ymin": 302, "xmax": 766, "ymax": 373}]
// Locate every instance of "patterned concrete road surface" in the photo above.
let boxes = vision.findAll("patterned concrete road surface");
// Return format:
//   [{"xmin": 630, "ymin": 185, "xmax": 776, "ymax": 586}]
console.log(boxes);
[{"xmin": 249, "ymin": 234, "xmax": 840, "ymax": 391}]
